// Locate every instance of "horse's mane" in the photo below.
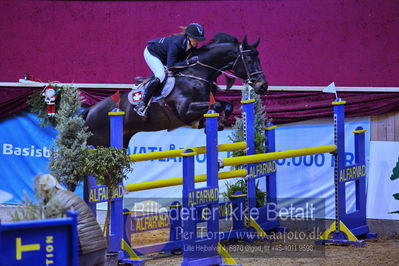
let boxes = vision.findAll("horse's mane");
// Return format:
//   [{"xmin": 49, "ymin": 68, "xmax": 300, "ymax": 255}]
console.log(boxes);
[
  {"xmin": 194, "ymin": 32, "xmax": 238, "ymax": 55},
  {"xmin": 207, "ymin": 32, "xmax": 239, "ymax": 45}
]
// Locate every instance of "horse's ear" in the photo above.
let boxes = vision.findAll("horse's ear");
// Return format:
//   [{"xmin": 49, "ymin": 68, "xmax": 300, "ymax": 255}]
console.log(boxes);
[
  {"xmin": 251, "ymin": 38, "xmax": 260, "ymax": 48},
  {"xmin": 242, "ymin": 35, "xmax": 249, "ymax": 48}
]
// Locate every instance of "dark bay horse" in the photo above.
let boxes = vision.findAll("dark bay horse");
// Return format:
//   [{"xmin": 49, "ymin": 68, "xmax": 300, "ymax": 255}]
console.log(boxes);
[{"xmin": 84, "ymin": 33, "xmax": 268, "ymax": 148}]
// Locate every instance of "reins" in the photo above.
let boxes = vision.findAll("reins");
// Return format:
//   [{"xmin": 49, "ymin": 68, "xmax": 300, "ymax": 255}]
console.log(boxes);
[
  {"xmin": 170, "ymin": 43, "xmax": 264, "ymax": 88},
  {"xmin": 174, "ymin": 72, "xmax": 219, "ymax": 88}
]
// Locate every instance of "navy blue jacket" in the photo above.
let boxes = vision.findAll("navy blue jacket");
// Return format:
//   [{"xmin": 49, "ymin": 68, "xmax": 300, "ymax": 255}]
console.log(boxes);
[{"xmin": 147, "ymin": 35, "xmax": 195, "ymax": 68}]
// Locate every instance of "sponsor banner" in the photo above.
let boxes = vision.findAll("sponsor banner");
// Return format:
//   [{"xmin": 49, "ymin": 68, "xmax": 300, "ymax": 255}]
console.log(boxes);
[
  {"xmin": 1, "ymin": 112, "xmax": 380, "ymax": 220},
  {"xmin": 0, "ymin": 112, "xmax": 82, "ymax": 204},
  {"xmin": 130, "ymin": 212, "xmax": 170, "ymax": 233},
  {"xmin": 367, "ymin": 141, "xmax": 399, "ymax": 220},
  {"xmin": 248, "ymin": 161, "xmax": 277, "ymax": 179},
  {"xmin": 88, "ymin": 184, "xmax": 124, "ymax": 203},
  {"xmin": 339, "ymin": 164, "xmax": 366, "ymax": 182},
  {"xmin": 188, "ymin": 187, "xmax": 219, "ymax": 206},
  {"xmin": 0, "ymin": 112, "xmax": 56, "ymax": 204}
]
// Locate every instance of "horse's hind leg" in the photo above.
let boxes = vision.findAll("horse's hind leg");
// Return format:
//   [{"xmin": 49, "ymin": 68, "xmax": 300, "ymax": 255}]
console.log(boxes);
[{"xmin": 123, "ymin": 133, "xmax": 134, "ymax": 149}]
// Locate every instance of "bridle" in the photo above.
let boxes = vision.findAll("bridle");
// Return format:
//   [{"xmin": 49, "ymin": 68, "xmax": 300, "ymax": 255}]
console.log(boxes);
[
  {"xmin": 230, "ymin": 44, "xmax": 264, "ymax": 84},
  {"xmin": 171, "ymin": 43, "xmax": 264, "ymax": 87}
]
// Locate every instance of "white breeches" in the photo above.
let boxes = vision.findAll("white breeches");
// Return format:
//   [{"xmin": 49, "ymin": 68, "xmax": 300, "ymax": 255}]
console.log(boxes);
[{"xmin": 144, "ymin": 46, "xmax": 166, "ymax": 82}]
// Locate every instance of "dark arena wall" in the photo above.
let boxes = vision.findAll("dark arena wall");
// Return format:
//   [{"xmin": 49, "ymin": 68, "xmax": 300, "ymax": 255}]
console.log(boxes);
[{"xmin": 0, "ymin": 0, "xmax": 398, "ymax": 87}]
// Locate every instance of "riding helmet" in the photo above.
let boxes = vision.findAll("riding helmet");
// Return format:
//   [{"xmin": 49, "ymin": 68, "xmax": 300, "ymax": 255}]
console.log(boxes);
[{"xmin": 185, "ymin": 23, "xmax": 206, "ymax": 41}]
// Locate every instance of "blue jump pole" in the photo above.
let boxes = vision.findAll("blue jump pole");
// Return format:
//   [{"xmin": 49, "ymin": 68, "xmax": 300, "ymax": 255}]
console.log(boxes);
[{"xmin": 108, "ymin": 108, "xmax": 125, "ymax": 254}]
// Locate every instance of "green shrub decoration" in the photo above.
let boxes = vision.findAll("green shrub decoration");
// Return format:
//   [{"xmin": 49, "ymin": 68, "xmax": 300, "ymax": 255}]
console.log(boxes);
[
  {"xmin": 390, "ymin": 159, "xmax": 399, "ymax": 214},
  {"xmin": 222, "ymin": 179, "xmax": 266, "ymax": 208},
  {"xmin": 48, "ymin": 85, "xmax": 91, "ymax": 191},
  {"xmin": 82, "ymin": 146, "xmax": 133, "ymax": 240},
  {"xmin": 225, "ymin": 84, "xmax": 269, "ymax": 207}
]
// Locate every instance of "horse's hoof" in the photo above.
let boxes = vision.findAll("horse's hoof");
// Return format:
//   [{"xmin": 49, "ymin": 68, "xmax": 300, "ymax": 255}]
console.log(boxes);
[{"xmin": 218, "ymin": 118, "xmax": 226, "ymax": 131}]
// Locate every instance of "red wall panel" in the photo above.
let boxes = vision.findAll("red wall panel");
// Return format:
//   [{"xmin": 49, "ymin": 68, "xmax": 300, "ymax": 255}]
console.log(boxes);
[{"xmin": 0, "ymin": 0, "xmax": 398, "ymax": 86}]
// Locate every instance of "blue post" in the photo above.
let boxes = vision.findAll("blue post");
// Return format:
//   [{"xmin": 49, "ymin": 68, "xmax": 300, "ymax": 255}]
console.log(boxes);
[
  {"xmin": 265, "ymin": 123, "xmax": 277, "ymax": 205},
  {"xmin": 242, "ymin": 99, "xmax": 257, "ymax": 214},
  {"xmin": 333, "ymin": 98, "xmax": 346, "ymax": 236},
  {"xmin": 354, "ymin": 127, "xmax": 366, "ymax": 215},
  {"xmin": 317, "ymin": 98, "xmax": 376, "ymax": 246},
  {"xmin": 338, "ymin": 124, "xmax": 377, "ymax": 239},
  {"xmin": 108, "ymin": 108, "xmax": 125, "ymax": 253},
  {"xmin": 181, "ymin": 148, "xmax": 199, "ymax": 265},
  {"xmin": 231, "ymin": 192, "xmax": 246, "ymax": 231},
  {"xmin": 83, "ymin": 176, "xmax": 97, "ymax": 216},
  {"xmin": 181, "ymin": 109, "xmax": 222, "ymax": 266},
  {"xmin": 169, "ymin": 201, "xmax": 183, "ymax": 243},
  {"xmin": 347, "ymin": 127, "xmax": 367, "ymax": 232},
  {"xmin": 204, "ymin": 110, "xmax": 220, "ymax": 249},
  {"xmin": 122, "ymin": 208, "xmax": 131, "ymax": 247}
]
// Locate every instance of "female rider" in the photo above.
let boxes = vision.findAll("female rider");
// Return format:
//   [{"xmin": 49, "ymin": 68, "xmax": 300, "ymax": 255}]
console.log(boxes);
[{"xmin": 134, "ymin": 23, "xmax": 206, "ymax": 116}]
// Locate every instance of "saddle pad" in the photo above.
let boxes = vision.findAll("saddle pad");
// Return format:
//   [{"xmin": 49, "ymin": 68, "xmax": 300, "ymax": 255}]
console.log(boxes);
[
  {"xmin": 153, "ymin": 76, "xmax": 175, "ymax": 101},
  {"xmin": 128, "ymin": 77, "xmax": 175, "ymax": 105}
]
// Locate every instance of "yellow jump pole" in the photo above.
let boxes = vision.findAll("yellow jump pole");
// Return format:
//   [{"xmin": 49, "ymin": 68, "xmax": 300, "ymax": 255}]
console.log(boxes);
[
  {"xmin": 129, "ymin": 142, "xmax": 247, "ymax": 162},
  {"xmin": 221, "ymin": 145, "xmax": 337, "ymax": 167},
  {"xmin": 125, "ymin": 169, "xmax": 247, "ymax": 192}
]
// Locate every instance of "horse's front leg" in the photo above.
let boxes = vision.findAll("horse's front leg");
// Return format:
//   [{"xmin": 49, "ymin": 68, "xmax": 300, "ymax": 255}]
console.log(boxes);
[
  {"xmin": 214, "ymin": 100, "xmax": 233, "ymax": 118},
  {"xmin": 180, "ymin": 101, "xmax": 230, "ymax": 130},
  {"xmin": 215, "ymin": 100, "xmax": 234, "ymax": 127}
]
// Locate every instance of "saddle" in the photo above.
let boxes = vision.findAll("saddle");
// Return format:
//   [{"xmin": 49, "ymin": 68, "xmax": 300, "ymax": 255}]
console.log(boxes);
[{"xmin": 128, "ymin": 74, "xmax": 175, "ymax": 105}]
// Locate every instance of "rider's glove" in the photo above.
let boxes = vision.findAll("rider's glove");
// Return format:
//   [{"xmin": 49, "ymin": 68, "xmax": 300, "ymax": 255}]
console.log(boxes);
[{"xmin": 186, "ymin": 56, "xmax": 199, "ymax": 65}]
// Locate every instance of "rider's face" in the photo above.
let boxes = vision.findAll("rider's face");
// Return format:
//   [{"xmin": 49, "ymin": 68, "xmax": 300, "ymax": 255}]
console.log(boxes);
[{"xmin": 189, "ymin": 38, "xmax": 200, "ymax": 48}]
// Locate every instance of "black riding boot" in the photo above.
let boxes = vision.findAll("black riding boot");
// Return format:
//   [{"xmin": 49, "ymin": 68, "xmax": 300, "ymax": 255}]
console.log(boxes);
[{"xmin": 134, "ymin": 77, "xmax": 160, "ymax": 117}]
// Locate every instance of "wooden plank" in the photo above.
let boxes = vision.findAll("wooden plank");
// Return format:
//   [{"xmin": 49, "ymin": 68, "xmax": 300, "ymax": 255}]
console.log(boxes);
[
  {"xmin": 371, "ymin": 114, "xmax": 387, "ymax": 141},
  {"xmin": 386, "ymin": 113, "xmax": 396, "ymax": 141},
  {"xmin": 371, "ymin": 112, "xmax": 399, "ymax": 141},
  {"xmin": 394, "ymin": 112, "xmax": 399, "ymax": 141},
  {"xmin": 370, "ymin": 115, "xmax": 380, "ymax": 141}
]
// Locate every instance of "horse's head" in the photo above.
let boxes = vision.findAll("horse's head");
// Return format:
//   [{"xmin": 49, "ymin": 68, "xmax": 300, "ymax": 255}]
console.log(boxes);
[
  {"xmin": 195, "ymin": 33, "xmax": 268, "ymax": 94},
  {"xmin": 231, "ymin": 36, "xmax": 268, "ymax": 94}
]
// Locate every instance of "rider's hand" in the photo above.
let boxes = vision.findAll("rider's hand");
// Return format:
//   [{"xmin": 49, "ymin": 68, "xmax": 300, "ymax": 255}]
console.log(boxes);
[{"xmin": 186, "ymin": 56, "xmax": 199, "ymax": 65}]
